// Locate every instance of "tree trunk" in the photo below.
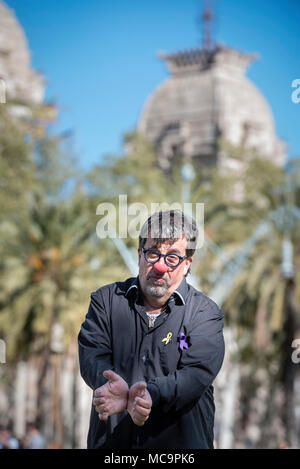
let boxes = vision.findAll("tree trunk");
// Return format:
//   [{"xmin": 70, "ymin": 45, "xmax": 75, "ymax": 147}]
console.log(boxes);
[
  {"xmin": 36, "ymin": 305, "xmax": 58, "ymax": 427},
  {"xmin": 36, "ymin": 335, "xmax": 52, "ymax": 426},
  {"xmin": 281, "ymin": 278, "xmax": 297, "ymax": 447},
  {"xmin": 52, "ymin": 353, "xmax": 64, "ymax": 447}
]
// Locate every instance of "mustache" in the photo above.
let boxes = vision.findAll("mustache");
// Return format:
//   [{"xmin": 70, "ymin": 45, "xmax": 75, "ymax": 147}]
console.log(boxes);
[{"xmin": 146, "ymin": 272, "xmax": 168, "ymax": 280}]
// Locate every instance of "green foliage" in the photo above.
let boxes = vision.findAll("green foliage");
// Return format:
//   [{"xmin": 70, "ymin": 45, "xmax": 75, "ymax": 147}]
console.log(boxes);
[
  {"xmin": 197, "ymin": 141, "xmax": 300, "ymax": 365},
  {"xmin": 0, "ymin": 104, "xmax": 35, "ymax": 217},
  {"xmin": 1, "ymin": 100, "xmax": 300, "ymax": 375},
  {"xmin": 0, "ymin": 105, "xmax": 97, "ymax": 362}
]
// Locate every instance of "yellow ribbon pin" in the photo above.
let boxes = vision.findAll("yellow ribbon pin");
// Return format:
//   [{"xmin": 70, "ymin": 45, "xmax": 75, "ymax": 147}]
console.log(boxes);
[{"xmin": 162, "ymin": 332, "xmax": 172, "ymax": 345}]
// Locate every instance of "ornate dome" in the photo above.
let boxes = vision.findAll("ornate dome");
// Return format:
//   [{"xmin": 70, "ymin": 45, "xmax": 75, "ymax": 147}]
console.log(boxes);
[
  {"xmin": 138, "ymin": 45, "xmax": 286, "ymax": 169},
  {"xmin": 0, "ymin": 0, "xmax": 44, "ymax": 104}
]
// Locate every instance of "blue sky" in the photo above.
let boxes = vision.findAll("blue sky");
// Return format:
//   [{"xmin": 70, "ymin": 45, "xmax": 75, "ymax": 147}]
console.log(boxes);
[{"xmin": 5, "ymin": 0, "xmax": 300, "ymax": 169}]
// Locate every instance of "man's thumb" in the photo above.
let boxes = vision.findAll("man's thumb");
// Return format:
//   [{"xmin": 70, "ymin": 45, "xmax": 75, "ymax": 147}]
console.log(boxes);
[
  {"xmin": 103, "ymin": 369, "xmax": 119, "ymax": 382},
  {"xmin": 135, "ymin": 381, "xmax": 147, "ymax": 397}
]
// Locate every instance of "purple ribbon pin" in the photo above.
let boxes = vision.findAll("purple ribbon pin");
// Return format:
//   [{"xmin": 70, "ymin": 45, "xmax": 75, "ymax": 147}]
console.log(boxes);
[{"xmin": 179, "ymin": 333, "xmax": 189, "ymax": 351}]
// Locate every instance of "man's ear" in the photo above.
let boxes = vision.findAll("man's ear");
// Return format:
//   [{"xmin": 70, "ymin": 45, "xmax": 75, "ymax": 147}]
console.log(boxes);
[{"xmin": 184, "ymin": 257, "xmax": 193, "ymax": 276}]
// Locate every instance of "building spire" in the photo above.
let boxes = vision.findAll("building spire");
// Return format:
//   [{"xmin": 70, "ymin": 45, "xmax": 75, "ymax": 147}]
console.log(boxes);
[{"xmin": 202, "ymin": 0, "xmax": 215, "ymax": 52}]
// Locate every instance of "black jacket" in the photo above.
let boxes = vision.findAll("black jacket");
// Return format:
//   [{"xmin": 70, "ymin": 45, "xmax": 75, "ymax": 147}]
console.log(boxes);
[{"xmin": 78, "ymin": 276, "xmax": 225, "ymax": 449}]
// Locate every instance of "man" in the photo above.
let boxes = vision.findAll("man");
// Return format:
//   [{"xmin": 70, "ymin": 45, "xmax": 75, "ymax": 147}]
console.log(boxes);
[
  {"xmin": 78, "ymin": 210, "xmax": 225, "ymax": 449},
  {"xmin": 23, "ymin": 422, "xmax": 46, "ymax": 449},
  {"xmin": 0, "ymin": 426, "xmax": 19, "ymax": 449}
]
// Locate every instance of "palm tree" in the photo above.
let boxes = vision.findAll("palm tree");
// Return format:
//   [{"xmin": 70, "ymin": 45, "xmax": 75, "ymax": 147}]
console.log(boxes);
[
  {"xmin": 0, "ymin": 119, "xmax": 100, "ymax": 443},
  {"xmin": 195, "ymin": 144, "xmax": 300, "ymax": 447}
]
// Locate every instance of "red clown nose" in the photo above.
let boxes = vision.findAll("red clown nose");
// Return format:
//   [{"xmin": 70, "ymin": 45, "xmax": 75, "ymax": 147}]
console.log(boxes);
[{"xmin": 153, "ymin": 262, "xmax": 168, "ymax": 274}]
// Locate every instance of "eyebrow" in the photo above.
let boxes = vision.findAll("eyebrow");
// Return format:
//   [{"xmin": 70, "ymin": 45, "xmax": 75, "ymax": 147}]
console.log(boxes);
[{"xmin": 148, "ymin": 246, "xmax": 182, "ymax": 254}]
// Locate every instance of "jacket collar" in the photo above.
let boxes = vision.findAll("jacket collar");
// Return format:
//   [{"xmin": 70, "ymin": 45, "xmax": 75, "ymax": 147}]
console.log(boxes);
[{"xmin": 173, "ymin": 277, "xmax": 189, "ymax": 305}]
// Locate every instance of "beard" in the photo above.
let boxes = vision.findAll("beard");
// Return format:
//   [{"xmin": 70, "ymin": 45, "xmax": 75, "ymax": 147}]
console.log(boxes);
[{"xmin": 145, "ymin": 275, "xmax": 170, "ymax": 298}]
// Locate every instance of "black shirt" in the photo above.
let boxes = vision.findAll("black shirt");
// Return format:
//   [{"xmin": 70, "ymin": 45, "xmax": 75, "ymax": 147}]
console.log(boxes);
[{"xmin": 78, "ymin": 276, "xmax": 225, "ymax": 449}]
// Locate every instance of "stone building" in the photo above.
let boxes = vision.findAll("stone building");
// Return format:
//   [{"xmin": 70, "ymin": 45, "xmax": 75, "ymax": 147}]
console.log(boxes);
[
  {"xmin": 0, "ymin": 0, "xmax": 45, "ymax": 104},
  {"xmin": 138, "ymin": 45, "xmax": 286, "ymax": 171}
]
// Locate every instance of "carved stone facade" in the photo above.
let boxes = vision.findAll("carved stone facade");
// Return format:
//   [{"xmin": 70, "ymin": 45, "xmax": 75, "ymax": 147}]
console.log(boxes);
[
  {"xmin": 138, "ymin": 45, "xmax": 286, "ymax": 170},
  {"xmin": 0, "ymin": 0, "xmax": 45, "ymax": 104}
]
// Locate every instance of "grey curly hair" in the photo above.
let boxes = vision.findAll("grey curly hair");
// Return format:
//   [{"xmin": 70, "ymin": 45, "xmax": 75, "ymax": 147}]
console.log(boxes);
[{"xmin": 139, "ymin": 210, "xmax": 198, "ymax": 259}]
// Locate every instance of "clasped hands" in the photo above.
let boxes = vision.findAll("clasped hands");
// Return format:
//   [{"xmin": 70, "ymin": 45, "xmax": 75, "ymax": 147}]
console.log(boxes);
[{"xmin": 92, "ymin": 370, "xmax": 152, "ymax": 426}]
